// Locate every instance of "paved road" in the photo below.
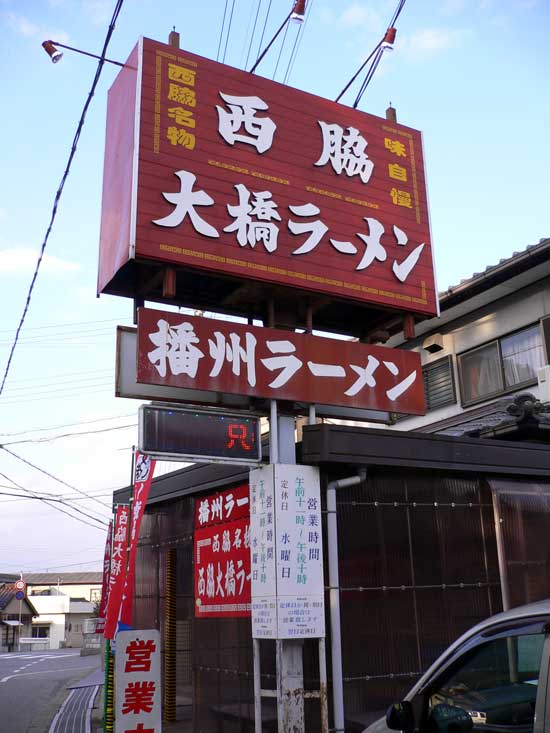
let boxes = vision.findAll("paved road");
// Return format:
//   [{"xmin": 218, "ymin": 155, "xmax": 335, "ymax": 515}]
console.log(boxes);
[{"xmin": 0, "ymin": 649, "xmax": 101, "ymax": 732}]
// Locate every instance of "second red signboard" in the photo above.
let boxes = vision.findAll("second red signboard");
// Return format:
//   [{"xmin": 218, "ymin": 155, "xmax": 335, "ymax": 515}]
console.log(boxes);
[{"xmin": 137, "ymin": 307, "xmax": 425, "ymax": 415}]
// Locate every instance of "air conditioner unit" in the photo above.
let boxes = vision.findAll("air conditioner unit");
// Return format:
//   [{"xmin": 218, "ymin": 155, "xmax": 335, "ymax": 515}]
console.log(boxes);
[{"xmin": 537, "ymin": 365, "xmax": 550, "ymax": 403}]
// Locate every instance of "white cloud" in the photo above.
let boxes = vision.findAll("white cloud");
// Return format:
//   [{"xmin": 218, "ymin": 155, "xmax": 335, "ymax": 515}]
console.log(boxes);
[
  {"xmin": 338, "ymin": 3, "xmax": 383, "ymax": 33},
  {"xmin": 402, "ymin": 27, "xmax": 465, "ymax": 59},
  {"xmin": 82, "ymin": 0, "xmax": 112, "ymax": 24},
  {"xmin": 0, "ymin": 248, "xmax": 80, "ymax": 275},
  {"xmin": 5, "ymin": 12, "xmax": 70, "ymax": 43},
  {"xmin": 6, "ymin": 12, "xmax": 39, "ymax": 37}
]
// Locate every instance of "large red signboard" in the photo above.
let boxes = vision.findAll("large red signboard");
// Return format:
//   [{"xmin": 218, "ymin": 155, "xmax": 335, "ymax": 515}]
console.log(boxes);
[
  {"xmin": 137, "ymin": 307, "xmax": 425, "ymax": 415},
  {"xmin": 194, "ymin": 484, "xmax": 251, "ymax": 618},
  {"xmin": 99, "ymin": 37, "xmax": 437, "ymax": 318}
]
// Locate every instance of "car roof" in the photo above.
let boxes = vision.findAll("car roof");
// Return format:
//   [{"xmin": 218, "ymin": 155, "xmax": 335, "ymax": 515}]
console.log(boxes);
[{"xmin": 406, "ymin": 599, "xmax": 550, "ymax": 699}]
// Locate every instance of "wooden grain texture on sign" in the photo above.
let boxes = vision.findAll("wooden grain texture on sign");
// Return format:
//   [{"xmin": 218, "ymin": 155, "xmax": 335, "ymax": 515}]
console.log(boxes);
[
  {"xmin": 98, "ymin": 37, "xmax": 438, "ymax": 320},
  {"xmin": 137, "ymin": 308, "xmax": 426, "ymax": 415}
]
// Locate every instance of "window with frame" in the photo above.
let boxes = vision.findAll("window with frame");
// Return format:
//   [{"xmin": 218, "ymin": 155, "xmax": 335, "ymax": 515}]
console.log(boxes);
[
  {"xmin": 393, "ymin": 356, "xmax": 455, "ymax": 421},
  {"xmin": 31, "ymin": 625, "xmax": 50, "ymax": 639},
  {"xmin": 426, "ymin": 632, "xmax": 545, "ymax": 733},
  {"xmin": 458, "ymin": 324, "xmax": 544, "ymax": 406}
]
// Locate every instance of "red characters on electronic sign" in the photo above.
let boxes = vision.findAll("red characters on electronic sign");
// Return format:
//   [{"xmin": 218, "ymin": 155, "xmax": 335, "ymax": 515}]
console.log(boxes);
[{"xmin": 227, "ymin": 422, "xmax": 254, "ymax": 451}]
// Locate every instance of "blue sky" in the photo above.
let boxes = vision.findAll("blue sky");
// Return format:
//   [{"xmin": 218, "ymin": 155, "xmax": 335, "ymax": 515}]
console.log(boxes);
[{"xmin": 0, "ymin": 0, "xmax": 548, "ymax": 572}]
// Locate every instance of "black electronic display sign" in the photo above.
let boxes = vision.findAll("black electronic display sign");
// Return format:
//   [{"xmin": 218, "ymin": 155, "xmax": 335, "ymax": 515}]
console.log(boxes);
[{"xmin": 139, "ymin": 405, "xmax": 262, "ymax": 465}]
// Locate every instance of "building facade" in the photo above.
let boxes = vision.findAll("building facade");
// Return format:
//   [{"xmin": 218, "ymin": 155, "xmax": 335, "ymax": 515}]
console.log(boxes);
[
  {"xmin": 383, "ymin": 237, "xmax": 550, "ymax": 436},
  {"xmin": 114, "ymin": 427, "xmax": 550, "ymax": 731},
  {"xmin": 25, "ymin": 572, "xmax": 102, "ymax": 649}
]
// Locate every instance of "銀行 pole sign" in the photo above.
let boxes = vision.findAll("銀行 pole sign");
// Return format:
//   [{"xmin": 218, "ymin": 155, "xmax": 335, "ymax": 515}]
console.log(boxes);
[{"xmin": 98, "ymin": 37, "xmax": 437, "ymax": 319}]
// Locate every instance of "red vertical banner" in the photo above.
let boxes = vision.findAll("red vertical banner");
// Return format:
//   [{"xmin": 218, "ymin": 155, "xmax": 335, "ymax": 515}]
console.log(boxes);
[
  {"xmin": 95, "ymin": 519, "xmax": 113, "ymax": 634},
  {"xmin": 104, "ymin": 506, "xmax": 130, "ymax": 640},
  {"xmin": 119, "ymin": 452, "xmax": 156, "ymax": 630}
]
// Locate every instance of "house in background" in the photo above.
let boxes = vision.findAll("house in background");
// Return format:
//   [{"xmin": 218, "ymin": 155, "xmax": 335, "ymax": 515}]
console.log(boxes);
[
  {"xmin": 381, "ymin": 237, "xmax": 550, "ymax": 438},
  {"xmin": 0, "ymin": 583, "xmax": 39, "ymax": 653},
  {"xmin": 25, "ymin": 572, "xmax": 102, "ymax": 649}
]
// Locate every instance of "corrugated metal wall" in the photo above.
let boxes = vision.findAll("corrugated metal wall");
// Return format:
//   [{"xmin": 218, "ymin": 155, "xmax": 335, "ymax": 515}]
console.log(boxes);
[
  {"xmin": 132, "ymin": 469, "xmax": 550, "ymax": 732},
  {"xmin": 334, "ymin": 471, "xmax": 501, "ymax": 730}
]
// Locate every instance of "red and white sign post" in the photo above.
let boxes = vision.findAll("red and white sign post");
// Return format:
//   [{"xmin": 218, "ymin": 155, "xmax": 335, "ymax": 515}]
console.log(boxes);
[
  {"xmin": 115, "ymin": 629, "xmax": 162, "ymax": 733},
  {"xmin": 98, "ymin": 28, "xmax": 439, "ymax": 733}
]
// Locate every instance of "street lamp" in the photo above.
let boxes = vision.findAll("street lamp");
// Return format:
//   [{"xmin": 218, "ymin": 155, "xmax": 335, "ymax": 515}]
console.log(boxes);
[
  {"xmin": 41, "ymin": 40, "xmax": 126, "ymax": 68},
  {"xmin": 291, "ymin": 0, "xmax": 306, "ymax": 23}
]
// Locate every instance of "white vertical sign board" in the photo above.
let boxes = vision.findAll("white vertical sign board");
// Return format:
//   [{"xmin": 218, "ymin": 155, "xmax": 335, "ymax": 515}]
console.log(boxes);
[
  {"xmin": 274, "ymin": 464, "xmax": 325, "ymax": 638},
  {"xmin": 250, "ymin": 464, "xmax": 325, "ymax": 639},
  {"xmin": 250, "ymin": 465, "xmax": 277, "ymax": 638},
  {"xmin": 115, "ymin": 629, "xmax": 162, "ymax": 733}
]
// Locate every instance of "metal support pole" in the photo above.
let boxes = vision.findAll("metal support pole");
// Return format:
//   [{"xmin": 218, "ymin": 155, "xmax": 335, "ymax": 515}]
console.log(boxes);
[
  {"xmin": 327, "ymin": 472, "xmax": 366, "ymax": 733},
  {"xmin": 253, "ymin": 638, "xmax": 262, "ymax": 733},
  {"xmin": 319, "ymin": 638, "xmax": 329, "ymax": 733},
  {"xmin": 492, "ymin": 490, "xmax": 510, "ymax": 611},
  {"xmin": 103, "ymin": 639, "xmax": 115, "ymax": 733},
  {"xmin": 270, "ymin": 400, "xmax": 279, "ymax": 464}
]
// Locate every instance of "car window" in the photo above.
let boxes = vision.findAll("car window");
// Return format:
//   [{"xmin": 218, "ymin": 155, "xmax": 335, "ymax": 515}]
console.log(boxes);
[{"xmin": 427, "ymin": 633, "xmax": 545, "ymax": 732}]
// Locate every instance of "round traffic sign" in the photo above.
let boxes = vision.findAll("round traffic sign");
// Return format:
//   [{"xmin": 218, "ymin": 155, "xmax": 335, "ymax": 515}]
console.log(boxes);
[
  {"xmin": 15, "ymin": 590, "xmax": 25, "ymax": 600},
  {"xmin": 14, "ymin": 580, "xmax": 25, "ymax": 591}
]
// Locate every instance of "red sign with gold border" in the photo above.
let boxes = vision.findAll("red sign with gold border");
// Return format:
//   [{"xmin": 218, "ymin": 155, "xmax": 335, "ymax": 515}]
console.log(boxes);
[{"xmin": 99, "ymin": 37, "xmax": 437, "ymax": 317}]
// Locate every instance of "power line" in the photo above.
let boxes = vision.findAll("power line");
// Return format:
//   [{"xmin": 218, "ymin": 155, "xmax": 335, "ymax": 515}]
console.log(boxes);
[
  {"xmin": 283, "ymin": 0, "xmax": 315, "ymax": 85},
  {"xmin": 0, "ymin": 412, "xmax": 136, "ymax": 437},
  {"xmin": 0, "ymin": 0, "xmax": 126, "ymax": 397},
  {"xmin": 3, "ymin": 368, "xmax": 112, "ymax": 387},
  {"xmin": 244, "ymin": 0, "xmax": 263, "ymax": 70},
  {"xmin": 352, "ymin": 0, "xmax": 407, "ymax": 108},
  {"xmin": 1, "ymin": 447, "xmax": 112, "ymax": 511},
  {"xmin": 217, "ymin": 0, "xmax": 230, "ymax": 61},
  {"xmin": 272, "ymin": 10, "xmax": 291, "ymax": 80},
  {"xmin": 22, "ymin": 558, "xmax": 104, "ymax": 572},
  {"xmin": 0, "ymin": 316, "xmax": 129, "ymax": 335},
  {"xmin": 1, "ymin": 423, "xmax": 137, "ymax": 447},
  {"xmin": 222, "ymin": 0, "xmax": 237, "ymax": 64},
  {"xmin": 0, "ymin": 470, "xmax": 108, "ymax": 531},
  {"xmin": 2, "ymin": 373, "xmax": 114, "ymax": 395},
  {"xmin": 250, "ymin": 3, "xmax": 295, "ymax": 75},
  {"xmin": 254, "ymin": 0, "xmax": 273, "ymax": 68},
  {"xmin": 0, "ymin": 385, "xmax": 114, "ymax": 406}
]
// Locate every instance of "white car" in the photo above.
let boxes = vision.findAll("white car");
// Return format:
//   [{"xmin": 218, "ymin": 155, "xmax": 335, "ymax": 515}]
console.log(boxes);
[{"xmin": 364, "ymin": 600, "xmax": 550, "ymax": 733}]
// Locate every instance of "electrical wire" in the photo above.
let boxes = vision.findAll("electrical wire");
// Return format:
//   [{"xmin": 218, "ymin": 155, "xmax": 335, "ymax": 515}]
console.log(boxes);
[
  {"xmin": 0, "ymin": 386, "xmax": 114, "ymax": 406},
  {"xmin": 0, "ymin": 423, "xmax": 137, "ymax": 447},
  {"xmin": 255, "ymin": 0, "xmax": 273, "ymax": 67},
  {"xmin": 222, "ymin": 0, "xmax": 237, "ymax": 64},
  {"xmin": 250, "ymin": 4, "xmax": 295, "ymax": 74},
  {"xmin": 0, "ymin": 316, "xmax": 129, "ymax": 335},
  {"xmin": 217, "ymin": 0, "xmax": 230, "ymax": 61},
  {"xmin": 0, "ymin": 471, "xmax": 108, "ymax": 531},
  {"xmin": 1, "ymin": 446, "xmax": 112, "ymax": 511},
  {"xmin": 336, "ymin": 0, "xmax": 407, "ymax": 107},
  {"xmin": 283, "ymin": 0, "xmax": 315, "ymax": 85},
  {"xmin": 23, "ymin": 558, "xmax": 104, "ymax": 572},
  {"xmin": 0, "ymin": 0, "xmax": 125, "ymax": 397},
  {"xmin": 244, "ymin": 0, "xmax": 263, "ymax": 70},
  {"xmin": 272, "ymin": 11, "xmax": 291, "ymax": 80},
  {"xmin": 0, "ymin": 412, "xmax": 136, "ymax": 438}
]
